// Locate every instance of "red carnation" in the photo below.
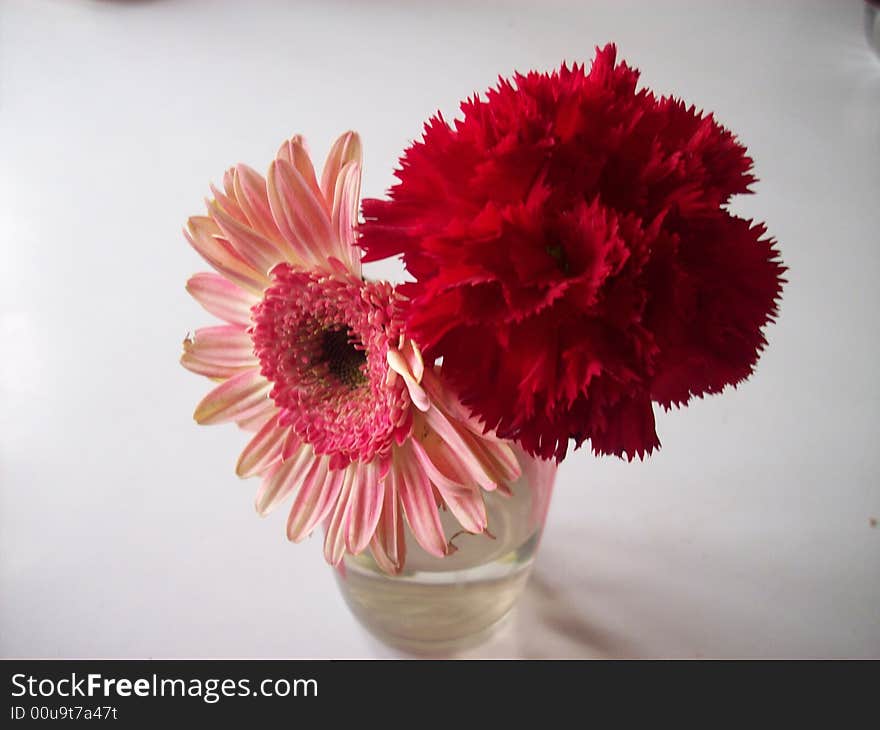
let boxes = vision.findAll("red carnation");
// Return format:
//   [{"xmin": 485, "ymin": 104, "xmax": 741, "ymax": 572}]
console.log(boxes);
[{"xmin": 360, "ymin": 44, "xmax": 785, "ymax": 462}]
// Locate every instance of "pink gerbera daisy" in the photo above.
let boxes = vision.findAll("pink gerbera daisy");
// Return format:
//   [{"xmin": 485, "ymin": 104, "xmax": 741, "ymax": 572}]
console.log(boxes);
[{"xmin": 181, "ymin": 132, "xmax": 521, "ymax": 573}]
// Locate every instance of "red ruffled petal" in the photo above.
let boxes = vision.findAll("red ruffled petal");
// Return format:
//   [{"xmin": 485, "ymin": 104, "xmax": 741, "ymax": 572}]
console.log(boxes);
[{"xmin": 359, "ymin": 43, "xmax": 785, "ymax": 461}]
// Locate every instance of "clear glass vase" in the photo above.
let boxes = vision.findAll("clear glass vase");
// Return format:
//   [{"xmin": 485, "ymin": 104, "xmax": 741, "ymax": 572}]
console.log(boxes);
[{"xmin": 334, "ymin": 450, "xmax": 557, "ymax": 653}]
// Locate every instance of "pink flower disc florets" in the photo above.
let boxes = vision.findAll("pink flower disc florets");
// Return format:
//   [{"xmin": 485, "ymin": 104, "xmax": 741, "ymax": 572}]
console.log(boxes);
[{"xmin": 251, "ymin": 263, "xmax": 411, "ymax": 469}]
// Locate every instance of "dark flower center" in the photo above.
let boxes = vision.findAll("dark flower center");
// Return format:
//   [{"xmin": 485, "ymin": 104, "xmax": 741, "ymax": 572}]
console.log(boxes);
[
  {"xmin": 546, "ymin": 243, "xmax": 571, "ymax": 274},
  {"xmin": 319, "ymin": 326, "xmax": 367, "ymax": 387}
]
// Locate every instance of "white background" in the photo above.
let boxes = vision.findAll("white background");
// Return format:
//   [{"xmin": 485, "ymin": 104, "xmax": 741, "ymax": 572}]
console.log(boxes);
[{"xmin": 1, "ymin": 0, "xmax": 878, "ymax": 658}]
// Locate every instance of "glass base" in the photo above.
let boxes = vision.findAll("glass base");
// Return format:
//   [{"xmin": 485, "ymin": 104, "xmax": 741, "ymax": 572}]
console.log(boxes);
[{"xmin": 334, "ymin": 455, "xmax": 555, "ymax": 654}]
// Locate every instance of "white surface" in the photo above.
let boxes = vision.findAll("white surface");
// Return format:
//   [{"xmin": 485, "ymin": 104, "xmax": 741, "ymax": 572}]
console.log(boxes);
[{"xmin": 1, "ymin": 0, "xmax": 878, "ymax": 659}]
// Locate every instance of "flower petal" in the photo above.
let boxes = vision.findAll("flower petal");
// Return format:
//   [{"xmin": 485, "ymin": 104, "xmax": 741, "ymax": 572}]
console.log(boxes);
[
  {"xmin": 439, "ymin": 486, "xmax": 487, "ymax": 535},
  {"xmin": 330, "ymin": 160, "xmax": 362, "ymax": 274},
  {"xmin": 421, "ymin": 367, "xmax": 521, "ymax": 488},
  {"xmin": 232, "ymin": 164, "xmax": 284, "ymax": 242},
  {"xmin": 276, "ymin": 135, "xmax": 325, "ymax": 205},
  {"xmin": 395, "ymin": 445, "xmax": 448, "ymax": 557},
  {"xmin": 183, "ymin": 325, "xmax": 256, "ymax": 366},
  {"xmin": 412, "ymin": 433, "xmax": 489, "ymax": 533},
  {"xmin": 185, "ymin": 216, "xmax": 269, "ymax": 294},
  {"xmin": 387, "ymin": 348, "xmax": 430, "ymax": 411},
  {"xmin": 345, "ymin": 460, "xmax": 384, "ymax": 555},
  {"xmin": 254, "ymin": 443, "xmax": 314, "ymax": 516},
  {"xmin": 193, "ymin": 369, "xmax": 271, "ymax": 425},
  {"xmin": 455, "ymin": 425, "xmax": 522, "ymax": 485},
  {"xmin": 186, "ymin": 272, "xmax": 257, "ymax": 326},
  {"xmin": 321, "ymin": 131, "xmax": 362, "ymax": 204},
  {"xmin": 235, "ymin": 400, "xmax": 277, "ymax": 432},
  {"xmin": 400, "ymin": 339, "xmax": 425, "ymax": 383},
  {"xmin": 210, "ymin": 200, "xmax": 286, "ymax": 276},
  {"xmin": 267, "ymin": 158, "xmax": 335, "ymax": 267},
  {"xmin": 282, "ymin": 429, "xmax": 303, "ymax": 460},
  {"xmin": 409, "ymin": 430, "xmax": 480, "ymax": 499},
  {"xmin": 422, "ymin": 403, "xmax": 500, "ymax": 490},
  {"xmin": 180, "ymin": 352, "xmax": 253, "ymax": 380},
  {"xmin": 369, "ymin": 478, "xmax": 406, "ymax": 574},
  {"xmin": 323, "ymin": 466, "xmax": 356, "ymax": 565},
  {"xmin": 210, "ymin": 169, "xmax": 250, "ymax": 227},
  {"xmin": 236, "ymin": 412, "xmax": 288, "ymax": 478},
  {"xmin": 287, "ymin": 456, "xmax": 345, "ymax": 542}
]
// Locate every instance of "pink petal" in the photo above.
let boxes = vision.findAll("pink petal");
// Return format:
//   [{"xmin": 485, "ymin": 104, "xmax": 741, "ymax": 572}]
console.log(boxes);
[
  {"xmin": 395, "ymin": 446, "xmax": 447, "ymax": 557},
  {"xmin": 183, "ymin": 325, "xmax": 256, "ymax": 366},
  {"xmin": 276, "ymin": 135, "xmax": 325, "ymax": 205},
  {"xmin": 345, "ymin": 460, "xmax": 384, "ymax": 555},
  {"xmin": 282, "ymin": 429, "xmax": 303, "ymax": 460},
  {"xmin": 186, "ymin": 272, "xmax": 257, "ymax": 326},
  {"xmin": 210, "ymin": 200, "xmax": 286, "ymax": 276},
  {"xmin": 410, "ymin": 435, "xmax": 490, "ymax": 533},
  {"xmin": 400, "ymin": 339, "xmax": 425, "ymax": 383},
  {"xmin": 267, "ymin": 159, "xmax": 335, "ymax": 267},
  {"xmin": 180, "ymin": 352, "xmax": 253, "ymax": 380},
  {"xmin": 369, "ymin": 540, "xmax": 399, "ymax": 576},
  {"xmin": 323, "ymin": 467, "xmax": 356, "ymax": 565},
  {"xmin": 420, "ymin": 367, "xmax": 471, "ymax": 422},
  {"xmin": 369, "ymin": 478, "xmax": 406, "ymax": 575},
  {"xmin": 235, "ymin": 399, "xmax": 277, "ymax": 432},
  {"xmin": 236, "ymin": 413, "xmax": 288, "ymax": 478},
  {"xmin": 232, "ymin": 164, "xmax": 284, "ymax": 242},
  {"xmin": 455, "ymin": 425, "xmax": 522, "ymax": 485},
  {"xmin": 254, "ymin": 443, "xmax": 314, "ymax": 516},
  {"xmin": 387, "ymin": 348, "xmax": 430, "ymax": 411},
  {"xmin": 330, "ymin": 161, "xmax": 362, "ymax": 275},
  {"xmin": 321, "ymin": 131, "xmax": 362, "ymax": 204},
  {"xmin": 185, "ymin": 216, "xmax": 269, "ymax": 294},
  {"xmin": 287, "ymin": 458, "xmax": 345, "ymax": 543},
  {"xmin": 423, "ymin": 403, "xmax": 499, "ymax": 490},
  {"xmin": 439, "ymin": 487, "xmax": 487, "ymax": 535},
  {"xmin": 210, "ymin": 170, "xmax": 250, "ymax": 227},
  {"xmin": 193, "ymin": 369, "xmax": 271, "ymax": 425},
  {"xmin": 409, "ymin": 436, "xmax": 474, "ymax": 498}
]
